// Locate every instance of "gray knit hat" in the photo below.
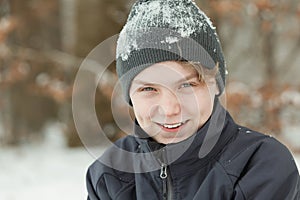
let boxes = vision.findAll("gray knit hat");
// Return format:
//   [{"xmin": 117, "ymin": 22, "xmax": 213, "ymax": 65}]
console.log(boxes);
[{"xmin": 116, "ymin": 0, "xmax": 226, "ymax": 104}]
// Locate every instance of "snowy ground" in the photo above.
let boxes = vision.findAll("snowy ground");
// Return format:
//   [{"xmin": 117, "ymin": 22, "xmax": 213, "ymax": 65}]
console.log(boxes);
[
  {"xmin": 0, "ymin": 133, "xmax": 299, "ymax": 200},
  {"xmin": 0, "ymin": 144, "xmax": 100, "ymax": 200},
  {"xmin": 0, "ymin": 123, "xmax": 103, "ymax": 200}
]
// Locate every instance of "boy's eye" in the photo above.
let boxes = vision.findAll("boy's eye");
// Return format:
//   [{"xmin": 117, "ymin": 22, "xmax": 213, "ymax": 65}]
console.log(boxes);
[
  {"xmin": 180, "ymin": 82, "xmax": 196, "ymax": 88},
  {"xmin": 141, "ymin": 87, "xmax": 156, "ymax": 92}
]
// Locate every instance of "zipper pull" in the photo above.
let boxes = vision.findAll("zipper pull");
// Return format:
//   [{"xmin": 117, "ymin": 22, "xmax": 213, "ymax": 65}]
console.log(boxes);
[
  {"xmin": 160, "ymin": 164, "xmax": 168, "ymax": 179},
  {"xmin": 160, "ymin": 164, "xmax": 168, "ymax": 200}
]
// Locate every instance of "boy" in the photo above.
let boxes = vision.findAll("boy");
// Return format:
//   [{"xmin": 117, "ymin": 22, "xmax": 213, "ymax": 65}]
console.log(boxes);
[{"xmin": 86, "ymin": 0, "xmax": 299, "ymax": 199}]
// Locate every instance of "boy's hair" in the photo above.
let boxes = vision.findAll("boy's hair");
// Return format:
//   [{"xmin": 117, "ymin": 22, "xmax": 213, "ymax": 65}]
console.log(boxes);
[
  {"xmin": 116, "ymin": 0, "xmax": 226, "ymax": 104},
  {"xmin": 180, "ymin": 61, "xmax": 219, "ymax": 83}
]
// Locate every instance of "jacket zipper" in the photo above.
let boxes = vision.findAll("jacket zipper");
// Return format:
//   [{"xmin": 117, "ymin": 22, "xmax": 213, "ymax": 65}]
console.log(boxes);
[
  {"xmin": 160, "ymin": 164, "xmax": 168, "ymax": 200},
  {"xmin": 159, "ymin": 149, "xmax": 173, "ymax": 200}
]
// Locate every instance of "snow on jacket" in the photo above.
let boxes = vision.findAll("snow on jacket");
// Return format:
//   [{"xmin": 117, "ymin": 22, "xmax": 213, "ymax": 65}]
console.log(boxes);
[{"xmin": 86, "ymin": 104, "xmax": 300, "ymax": 200}]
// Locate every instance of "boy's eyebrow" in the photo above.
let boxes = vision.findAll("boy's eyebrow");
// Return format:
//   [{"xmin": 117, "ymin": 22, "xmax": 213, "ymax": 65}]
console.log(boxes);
[
  {"xmin": 132, "ymin": 73, "xmax": 198, "ymax": 85},
  {"xmin": 175, "ymin": 73, "xmax": 199, "ymax": 84},
  {"xmin": 131, "ymin": 80, "xmax": 157, "ymax": 85}
]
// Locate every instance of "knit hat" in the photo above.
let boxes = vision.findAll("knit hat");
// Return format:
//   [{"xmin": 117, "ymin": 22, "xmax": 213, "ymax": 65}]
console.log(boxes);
[{"xmin": 116, "ymin": 0, "xmax": 226, "ymax": 104}]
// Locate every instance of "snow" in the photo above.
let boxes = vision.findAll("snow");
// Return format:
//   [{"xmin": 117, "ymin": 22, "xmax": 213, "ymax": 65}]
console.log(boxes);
[
  {"xmin": 0, "ymin": 122, "xmax": 104, "ymax": 200},
  {"xmin": 0, "ymin": 144, "xmax": 101, "ymax": 200},
  {"xmin": 116, "ymin": 0, "xmax": 215, "ymax": 61},
  {"xmin": 162, "ymin": 36, "xmax": 179, "ymax": 44}
]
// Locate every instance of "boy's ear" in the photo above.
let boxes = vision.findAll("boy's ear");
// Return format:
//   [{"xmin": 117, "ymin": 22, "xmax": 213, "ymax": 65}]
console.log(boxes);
[
  {"xmin": 213, "ymin": 79, "xmax": 220, "ymax": 96},
  {"xmin": 207, "ymin": 77, "xmax": 219, "ymax": 96},
  {"xmin": 215, "ymin": 70, "xmax": 225, "ymax": 96},
  {"xmin": 215, "ymin": 81, "xmax": 220, "ymax": 95}
]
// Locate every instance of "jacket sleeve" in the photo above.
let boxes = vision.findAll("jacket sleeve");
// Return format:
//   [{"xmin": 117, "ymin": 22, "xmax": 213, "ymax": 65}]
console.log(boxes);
[
  {"xmin": 233, "ymin": 137, "xmax": 300, "ymax": 200},
  {"xmin": 86, "ymin": 166, "xmax": 112, "ymax": 200}
]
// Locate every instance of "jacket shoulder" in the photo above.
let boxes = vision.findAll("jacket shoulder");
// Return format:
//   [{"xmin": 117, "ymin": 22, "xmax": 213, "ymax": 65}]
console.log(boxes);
[
  {"xmin": 86, "ymin": 136, "xmax": 138, "ymax": 199},
  {"xmin": 219, "ymin": 127, "xmax": 297, "ymax": 173},
  {"xmin": 218, "ymin": 127, "xmax": 299, "ymax": 199},
  {"xmin": 87, "ymin": 135, "xmax": 139, "ymax": 175}
]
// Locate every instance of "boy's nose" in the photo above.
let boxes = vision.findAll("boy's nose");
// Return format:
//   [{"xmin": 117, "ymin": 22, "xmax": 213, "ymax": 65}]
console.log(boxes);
[{"xmin": 158, "ymin": 90, "xmax": 181, "ymax": 117}]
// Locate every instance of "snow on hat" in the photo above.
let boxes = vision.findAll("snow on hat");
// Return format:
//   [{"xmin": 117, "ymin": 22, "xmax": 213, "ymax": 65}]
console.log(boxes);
[{"xmin": 116, "ymin": 0, "xmax": 226, "ymax": 104}]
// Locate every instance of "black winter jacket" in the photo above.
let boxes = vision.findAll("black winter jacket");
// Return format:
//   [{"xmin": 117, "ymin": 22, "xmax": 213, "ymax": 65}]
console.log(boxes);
[{"xmin": 86, "ymin": 105, "xmax": 300, "ymax": 200}]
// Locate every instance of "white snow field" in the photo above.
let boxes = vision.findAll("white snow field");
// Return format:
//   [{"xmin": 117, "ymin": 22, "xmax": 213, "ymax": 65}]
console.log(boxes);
[{"xmin": 0, "ymin": 144, "xmax": 97, "ymax": 200}]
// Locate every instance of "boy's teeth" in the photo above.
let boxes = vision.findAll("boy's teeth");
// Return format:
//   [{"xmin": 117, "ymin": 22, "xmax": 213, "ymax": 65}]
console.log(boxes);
[{"xmin": 163, "ymin": 122, "xmax": 182, "ymax": 129}]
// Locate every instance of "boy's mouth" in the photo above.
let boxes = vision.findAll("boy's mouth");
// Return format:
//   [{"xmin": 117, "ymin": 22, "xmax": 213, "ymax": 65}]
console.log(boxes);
[{"xmin": 155, "ymin": 120, "xmax": 188, "ymax": 131}]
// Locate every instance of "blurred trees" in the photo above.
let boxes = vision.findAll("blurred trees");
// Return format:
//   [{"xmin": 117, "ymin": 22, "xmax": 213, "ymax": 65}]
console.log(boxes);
[
  {"xmin": 70, "ymin": 0, "xmax": 134, "ymax": 146},
  {"xmin": 0, "ymin": 0, "xmax": 133, "ymax": 147},
  {"xmin": 197, "ymin": 0, "xmax": 300, "ymax": 145},
  {"xmin": 0, "ymin": 0, "xmax": 299, "ymax": 149},
  {"xmin": 1, "ymin": 0, "xmax": 67, "ymax": 145}
]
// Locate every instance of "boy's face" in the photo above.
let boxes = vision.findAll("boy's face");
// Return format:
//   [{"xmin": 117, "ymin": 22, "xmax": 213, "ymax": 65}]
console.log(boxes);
[{"xmin": 129, "ymin": 61, "xmax": 218, "ymax": 144}]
